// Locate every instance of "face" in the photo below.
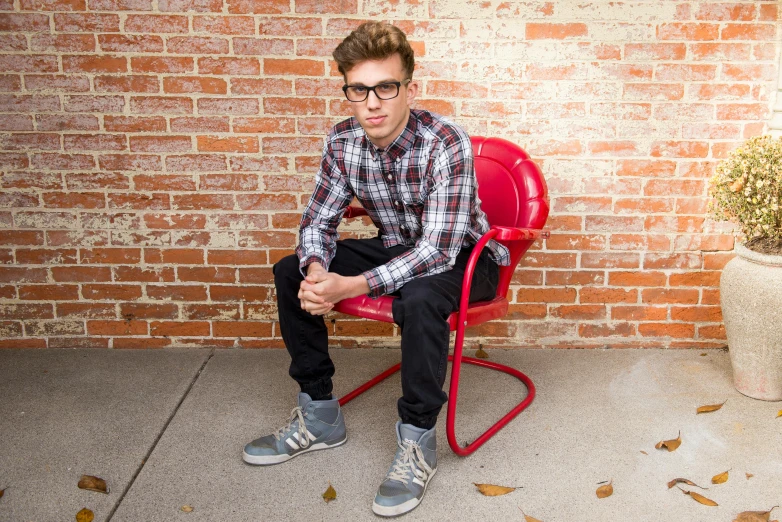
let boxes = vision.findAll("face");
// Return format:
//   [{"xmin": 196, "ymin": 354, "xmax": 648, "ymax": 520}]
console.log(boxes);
[{"xmin": 344, "ymin": 53, "xmax": 418, "ymax": 149}]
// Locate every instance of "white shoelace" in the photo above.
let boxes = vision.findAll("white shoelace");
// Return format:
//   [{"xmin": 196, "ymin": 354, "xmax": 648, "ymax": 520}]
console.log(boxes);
[
  {"xmin": 273, "ymin": 406, "xmax": 311, "ymax": 449},
  {"xmin": 386, "ymin": 439, "xmax": 433, "ymax": 485}
]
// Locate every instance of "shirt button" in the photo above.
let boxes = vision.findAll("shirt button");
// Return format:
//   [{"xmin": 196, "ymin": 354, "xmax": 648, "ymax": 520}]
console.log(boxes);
[
  {"xmin": 386, "ymin": 174, "xmax": 392, "ymax": 181},
  {"xmin": 395, "ymin": 158, "xmax": 401, "ymax": 163}
]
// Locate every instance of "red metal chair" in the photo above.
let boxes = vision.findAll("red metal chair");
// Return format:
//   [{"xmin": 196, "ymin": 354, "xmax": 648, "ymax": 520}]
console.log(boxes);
[{"xmin": 333, "ymin": 136, "xmax": 550, "ymax": 456}]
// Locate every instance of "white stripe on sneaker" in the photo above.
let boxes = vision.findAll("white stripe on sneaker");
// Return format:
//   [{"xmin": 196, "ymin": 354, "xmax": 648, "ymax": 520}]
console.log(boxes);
[
  {"xmin": 412, "ymin": 478, "xmax": 425, "ymax": 487},
  {"xmin": 285, "ymin": 437, "xmax": 299, "ymax": 450}
]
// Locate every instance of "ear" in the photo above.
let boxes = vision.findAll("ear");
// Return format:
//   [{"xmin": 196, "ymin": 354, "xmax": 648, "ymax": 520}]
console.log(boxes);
[{"xmin": 405, "ymin": 80, "xmax": 419, "ymax": 107}]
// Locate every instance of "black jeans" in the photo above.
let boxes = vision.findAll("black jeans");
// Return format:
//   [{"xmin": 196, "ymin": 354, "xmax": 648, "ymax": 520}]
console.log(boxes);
[{"xmin": 274, "ymin": 237, "xmax": 499, "ymax": 430}]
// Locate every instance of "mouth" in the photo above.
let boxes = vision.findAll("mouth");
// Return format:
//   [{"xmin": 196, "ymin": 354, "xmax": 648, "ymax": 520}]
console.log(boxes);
[{"xmin": 365, "ymin": 116, "xmax": 386, "ymax": 125}]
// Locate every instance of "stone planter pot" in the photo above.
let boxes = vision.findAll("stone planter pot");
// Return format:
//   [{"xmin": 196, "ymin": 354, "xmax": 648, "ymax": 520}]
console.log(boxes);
[{"xmin": 720, "ymin": 243, "xmax": 782, "ymax": 401}]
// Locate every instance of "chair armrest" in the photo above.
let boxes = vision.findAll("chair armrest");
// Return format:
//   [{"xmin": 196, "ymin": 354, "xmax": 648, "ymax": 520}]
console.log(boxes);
[
  {"xmin": 343, "ymin": 206, "xmax": 368, "ymax": 218},
  {"xmin": 490, "ymin": 225, "xmax": 550, "ymax": 241}
]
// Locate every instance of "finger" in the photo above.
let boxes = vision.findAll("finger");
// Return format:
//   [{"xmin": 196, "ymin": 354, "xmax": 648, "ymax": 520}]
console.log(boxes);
[{"xmin": 300, "ymin": 290, "xmax": 326, "ymax": 304}]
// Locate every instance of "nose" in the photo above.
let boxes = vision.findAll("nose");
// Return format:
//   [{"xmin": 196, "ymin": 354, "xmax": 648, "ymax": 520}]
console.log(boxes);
[{"xmin": 366, "ymin": 89, "xmax": 382, "ymax": 109}]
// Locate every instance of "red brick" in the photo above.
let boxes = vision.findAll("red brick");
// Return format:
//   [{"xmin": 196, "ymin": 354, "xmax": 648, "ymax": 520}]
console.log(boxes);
[
  {"xmin": 227, "ymin": 0, "xmax": 289, "ymax": 13},
  {"xmin": 107, "ymin": 193, "xmax": 170, "ymax": 210},
  {"xmin": 113, "ymin": 337, "xmax": 171, "ymax": 348},
  {"xmin": 54, "ymin": 12, "xmax": 120, "ymax": 31},
  {"xmin": 80, "ymin": 247, "xmax": 140, "ymax": 264},
  {"xmin": 657, "ymin": 23, "xmax": 718, "ymax": 40},
  {"xmin": 262, "ymin": 137, "xmax": 323, "ymax": 154},
  {"xmin": 50, "ymin": 266, "xmax": 112, "ymax": 283},
  {"xmin": 580, "ymin": 288, "xmax": 637, "ymax": 304},
  {"xmin": 669, "ymin": 271, "xmax": 721, "ymax": 288},
  {"xmin": 30, "ymin": 34, "xmax": 95, "ymax": 52},
  {"xmin": 43, "ymin": 192, "xmax": 106, "ymax": 209},
  {"xmin": 650, "ymin": 141, "xmax": 709, "ymax": 158},
  {"xmin": 147, "ymin": 284, "xmax": 207, "ymax": 301},
  {"xmin": 263, "ymin": 97, "xmax": 325, "ymax": 116},
  {"xmin": 721, "ymin": 23, "xmax": 775, "ymax": 40},
  {"xmin": 64, "ymin": 95, "xmax": 125, "ymax": 113},
  {"xmin": 695, "ymin": 2, "xmax": 756, "ymax": 21},
  {"xmin": 130, "ymin": 96, "xmax": 193, "ymax": 115},
  {"xmin": 212, "ymin": 320, "xmax": 271, "ymax": 337},
  {"xmin": 131, "ymin": 56, "xmax": 195, "ymax": 74},
  {"xmin": 177, "ymin": 267, "xmax": 235, "ymax": 283},
  {"xmin": 130, "ymin": 136, "xmax": 192, "ymax": 153},
  {"xmin": 545, "ymin": 234, "xmax": 605, "ymax": 251},
  {"xmin": 0, "ymin": 94, "xmax": 61, "ymax": 112},
  {"xmin": 170, "ymin": 117, "xmax": 229, "ymax": 133},
  {"xmin": 193, "ymin": 15, "xmax": 255, "ymax": 34},
  {"xmin": 167, "ymin": 154, "xmax": 228, "ymax": 171},
  {"xmin": 515, "ymin": 287, "xmax": 577, "ymax": 304},
  {"xmin": 63, "ymin": 134, "xmax": 126, "ymax": 151},
  {"xmin": 143, "ymin": 214, "xmax": 205, "ymax": 230},
  {"xmin": 645, "ymin": 216, "xmax": 705, "ymax": 233},
  {"xmin": 691, "ymin": 42, "xmax": 751, "ymax": 61},
  {"xmin": 232, "ymin": 155, "xmax": 288, "ymax": 172},
  {"xmin": 644, "ymin": 253, "xmax": 702, "ymax": 270},
  {"xmin": 0, "ymin": 133, "xmax": 60, "ymax": 151},
  {"xmin": 93, "ymin": 76, "xmax": 159, "ymax": 94},
  {"xmin": 638, "ymin": 323, "xmax": 694, "ymax": 338},
  {"xmin": 145, "ymin": 248, "xmax": 204, "ymax": 264},
  {"xmin": 49, "ymin": 337, "xmax": 111, "ymax": 348},
  {"xmin": 698, "ymin": 324, "xmax": 726, "ymax": 340},
  {"xmin": 167, "ymin": 36, "xmax": 229, "ymax": 54},
  {"xmin": 642, "ymin": 288, "xmax": 699, "ymax": 304},
  {"xmin": 0, "ymin": 55, "xmax": 58, "ymax": 74},
  {"xmin": 2, "ymin": 173, "xmax": 62, "ymax": 190},
  {"xmin": 626, "ymin": 43, "xmax": 686, "ymax": 60},
  {"xmin": 89, "ymin": 0, "xmax": 152, "ymax": 8},
  {"xmin": 172, "ymin": 193, "xmax": 235, "ymax": 210},
  {"xmin": 88, "ymin": 320, "xmax": 148, "ymax": 335},
  {"xmin": 114, "ymin": 266, "xmax": 176, "ymax": 282},
  {"xmin": 55, "ymin": 303, "xmax": 114, "ymax": 318},
  {"xmin": 125, "ymin": 14, "xmax": 188, "ymax": 33},
  {"xmin": 0, "ymin": 34, "xmax": 29, "ymax": 51},
  {"xmin": 236, "ymin": 193, "xmax": 297, "ymax": 210},
  {"xmin": 37, "ymin": 114, "xmax": 100, "ymax": 131},
  {"xmin": 0, "ymin": 339, "xmax": 47, "ymax": 348},
  {"xmin": 104, "ymin": 116, "xmax": 166, "ymax": 132},
  {"xmin": 120, "ymin": 303, "xmax": 178, "ymax": 320},
  {"xmin": 198, "ymin": 174, "xmax": 258, "ymax": 191},
  {"xmin": 623, "ymin": 83, "xmax": 684, "ymax": 101},
  {"xmin": 198, "ymin": 57, "xmax": 260, "ymax": 75},
  {"xmin": 182, "ymin": 304, "xmax": 239, "ymax": 320},
  {"xmin": 0, "ymin": 267, "xmax": 47, "ymax": 283},
  {"xmin": 264, "ymin": 58, "xmax": 324, "ymax": 76},
  {"xmin": 0, "ymin": 75, "xmax": 22, "ymax": 91},
  {"xmin": 237, "ymin": 231, "xmax": 295, "ymax": 249},
  {"xmin": 759, "ymin": 3, "xmax": 778, "ymax": 21},
  {"xmin": 296, "ymin": 38, "xmax": 343, "ymax": 57},
  {"xmin": 196, "ymin": 136, "xmax": 259, "ymax": 153},
  {"xmin": 295, "ymin": 0, "xmax": 356, "ymax": 14},
  {"xmin": 550, "ymin": 304, "xmax": 605, "ymax": 320},
  {"xmin": 579, "ymin": 322, "xmax": 636, "ymax": 338},
  {"xmin": 99, "ymin": 154, "xmax": 162, "ymax": 171},
  {"xmin": 162, "ymin": 77, "xmax": 226, "ymax": 95},
  {"xmin": 212, "ymin": 214, "xmax": 268, "ymax": 230},
  {"xmin": 0, "ymin": 115, "xmax": 34, "ymax": 131},
  {"xmin": 671, "ymin": 306, "xmax": 722, "ymax": 322},
  {"xmin": 62, "ymin": 55, "xmax": 127, "ymax": 73},
  {"xmin": 233, "ymin": 37, "xmax": 294, "ymax": 56},
  {"xmin": 724, "ymin": 63, "xmax": 776, "ymax": 82},
  {"xmin": 611, "ymin": 306, "xmax": 667, "ymax": 321},
  {"xmin": 0, "ymin": 13, "xmax": 51, "ymax": 31},
  {"xmin": 608, "ymin": 271, "xmax": 667, "ymax": 287},
  {"xmin": 158, "ymin": 0, "xmax": 222, "ymax": 10},
  {"xmin": 82, "ymin": 284, "xmax": 142, "ymax": 300},
  {"xmin": 231, "ymin": 78, "xmax": 292, "ymax": 95},
  {"xmin": 47, "ymin": 230, "xmax": 109, "ymax": 247},
  {"xmin": 210, "ymin": 286, "xmax": 270, "ymax": 302},
  {"xmin": 0, "ymin": 303, "xmax": 54, "ymax": 319},
  {"xmin": 97, "ymin": 35, "xmax": 162, "ymax": 53},
  {"xmin": 717, "ymin": 103, "xmax": 770, "ymax": 121},
  {"xmin": 656, "ymin": 64, "xmax": 717, "ymax": 81},
  {"xmin": 150, "ymin": 321, "xmax": 210, "ymax": 336},
  {"xmin": 15, "ymin": 248, "xmax": 76, "ymax": 263},
  {"xmin": 65, "ymin": 173, "xmax": 129, "ymax": 190},
  {"xmin": 233, "ymin": 117, "xmax": 295, "ymax": 134}
]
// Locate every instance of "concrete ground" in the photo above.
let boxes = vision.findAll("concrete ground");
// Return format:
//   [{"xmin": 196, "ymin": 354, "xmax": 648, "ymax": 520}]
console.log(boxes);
[{"xmin": 0, "ymin": 347, "xmax": 780, "ymax": 522}]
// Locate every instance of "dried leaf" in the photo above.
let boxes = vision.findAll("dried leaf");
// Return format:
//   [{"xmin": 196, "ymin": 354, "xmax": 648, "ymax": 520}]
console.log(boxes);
[
  {"xmin": 655, "ymin": 431, "xmax": 682, "ymax": 452},
  {"xmin": 518, "ymin": 508, "xmax": 543, "ymax": 522},
  {"xmin": 733, "ymin": 507, "xmax": 778, "ymax": 522},
  {"xmin": 680, "ymin": 488, "xmax": 718, "ymax": 506},
  {"xmin": 712, "ymin": 470, "xmax": 730, "ymax": 484},
  {"xmin": 596, "ymin": 481, "xmax": 613, "ymax": 499},
  {"xmin": 322, "ymin": 482, "xmax": 336, "ymax": 503},
  {"xmin": 77, "ymin": 475, "xmax": 108, "ymax": 494},
  {"xmin": 700, "ymin": 352, "xmax": 708, "ymax": 356},
  {"xmin": 697, "ymin": 401, "xmax": 727, "ymax": 414},
  {"xmin": 0, "ymin": 488, "xmax": 4, "ymax": 499},
  {"xmin": 640, "ymin": 450, "xmax": 648, "ymax": 455},
  {"xmin": 181, "ymin": 505, "xmax": 194, "ymax": 513},
  {"xmin": 777, "ymin": 410, "xmax": 782, "ymax": 418},
  {"xmin": 746, "ymin": 473, "xmax": 754, "ymax": 480},
  {"xmin": 667, "ymin": 478, "xmax": 706, "ymax": 490},
  {"xmin": 75, "ymin": 508, "xmax": 94, "ymax": 522},
  {"xmin": 473, "ymin": 483, "xmax": 517, "ymax": 496},
  {"xmin": 475, "ymin": 346, "xmax": 489, "ymax": 359}
]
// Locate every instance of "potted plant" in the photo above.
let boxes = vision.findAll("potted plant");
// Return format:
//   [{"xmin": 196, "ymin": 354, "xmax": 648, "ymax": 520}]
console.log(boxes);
[{"xmin": 709, "ymin": 134, "xmax": 782, "ymax": 400}]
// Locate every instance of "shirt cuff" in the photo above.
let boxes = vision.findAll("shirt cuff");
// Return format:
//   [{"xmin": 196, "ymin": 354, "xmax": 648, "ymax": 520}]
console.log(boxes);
[
  {"xmin": 299, "ymin": 254, "xmax": 328, "ymax": 278},
  {"xmin": 361, "ymin": 267, "xmax": 390, "ymax": 298}
]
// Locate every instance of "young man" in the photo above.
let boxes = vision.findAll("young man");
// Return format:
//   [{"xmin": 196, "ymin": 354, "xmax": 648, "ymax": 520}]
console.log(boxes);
[{"xmin": 243, "ymin": 21, "xmax": 509, "ymax": 516}]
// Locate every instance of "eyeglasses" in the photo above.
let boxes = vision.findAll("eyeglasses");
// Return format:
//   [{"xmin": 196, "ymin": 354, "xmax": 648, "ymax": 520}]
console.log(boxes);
[{"xmin": 342, "ymin": 80, "xmax": 411, "ymax": 102}]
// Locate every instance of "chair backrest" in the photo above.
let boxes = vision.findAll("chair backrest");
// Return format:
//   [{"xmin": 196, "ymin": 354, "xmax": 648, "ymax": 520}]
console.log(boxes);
[{"xmin": 471, "ymin": 136, "xmax": 550, "ymax": 298}]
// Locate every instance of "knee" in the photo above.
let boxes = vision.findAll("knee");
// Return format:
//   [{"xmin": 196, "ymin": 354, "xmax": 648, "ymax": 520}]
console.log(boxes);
[
  {"xmin": 273, "ymin": 254, "xmax": 302, "ymax": 289},
  {"xmin": 395, "ymin": 282, "xmax": 455, "ymax": 319}
]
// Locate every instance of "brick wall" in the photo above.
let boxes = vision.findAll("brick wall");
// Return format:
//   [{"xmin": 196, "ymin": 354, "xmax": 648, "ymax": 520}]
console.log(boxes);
[{"xmin": 0, "ymin": 1, "xmax": 780, "ymax": 349}]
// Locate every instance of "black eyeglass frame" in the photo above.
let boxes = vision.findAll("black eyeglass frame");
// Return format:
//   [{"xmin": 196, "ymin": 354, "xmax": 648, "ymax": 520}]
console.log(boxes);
[{"xmin": 341, "ymin": 79, "xmax": 412, "ymax": 102}]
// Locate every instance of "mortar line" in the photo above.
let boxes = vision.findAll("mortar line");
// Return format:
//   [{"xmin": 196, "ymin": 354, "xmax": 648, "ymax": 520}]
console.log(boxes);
[{"xmin": 106, "ymin": 348, "xmax": 216, "ymax": 522}]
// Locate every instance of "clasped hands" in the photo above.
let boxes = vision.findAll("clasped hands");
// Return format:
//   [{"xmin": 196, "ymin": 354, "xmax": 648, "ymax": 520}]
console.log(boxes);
[{"xmin": 298, "ymin": 262, "xmax": 370, "ymax": 316}]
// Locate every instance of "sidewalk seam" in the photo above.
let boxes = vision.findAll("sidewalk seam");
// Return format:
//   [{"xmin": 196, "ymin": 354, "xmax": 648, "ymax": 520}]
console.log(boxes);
[{"xmin": 106, "ymin": 348, "xmax": 215, "ymax": 521}]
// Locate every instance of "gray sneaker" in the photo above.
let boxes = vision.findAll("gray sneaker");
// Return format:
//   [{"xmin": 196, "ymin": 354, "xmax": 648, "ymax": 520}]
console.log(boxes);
[
  {"xmin": 372, "ymin": 421, "xmax": 437, "ymax": 517},
  {"xmin": 242, "ymin": 392, "xmax": 347, "ymax": 465}
]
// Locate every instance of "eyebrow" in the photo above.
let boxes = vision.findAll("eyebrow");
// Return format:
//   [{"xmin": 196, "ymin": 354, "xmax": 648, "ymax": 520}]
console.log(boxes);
[{"xmin": 346, "ymin": 79, "xmax": 400, "ymax": 87}]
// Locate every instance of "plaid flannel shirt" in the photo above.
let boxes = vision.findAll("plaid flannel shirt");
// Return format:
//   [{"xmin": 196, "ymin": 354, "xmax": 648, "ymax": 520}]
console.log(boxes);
[{"xmin": 296, "ymin": 109, "xmax": 510, "ymax": 298}]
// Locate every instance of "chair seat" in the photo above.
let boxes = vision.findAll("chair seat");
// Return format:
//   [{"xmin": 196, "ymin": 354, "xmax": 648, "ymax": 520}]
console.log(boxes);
[{"xmin": 333, "ymin": 295, "xmax": 509, "ymax": 331}]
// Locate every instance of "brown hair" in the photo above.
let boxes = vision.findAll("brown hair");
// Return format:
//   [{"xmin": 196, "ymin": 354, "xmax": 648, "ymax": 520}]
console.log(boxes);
[{"xmin": 332, "ymin": 22, "xmax": 415, "ymax": 80}]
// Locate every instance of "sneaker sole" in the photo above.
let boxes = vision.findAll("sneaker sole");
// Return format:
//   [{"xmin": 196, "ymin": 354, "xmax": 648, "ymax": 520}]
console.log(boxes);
[
  {"xmin": 242, "ymin": 436, "xmax": 347, "ymax": 466},
  {"xmin": 371, "ymin": 468, "xmax": 437, "ymax": 517}
]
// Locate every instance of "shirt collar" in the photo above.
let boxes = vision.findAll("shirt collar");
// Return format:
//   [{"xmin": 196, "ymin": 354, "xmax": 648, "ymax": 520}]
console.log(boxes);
[{"xmin": 363, "ymin": 110, "xmax": 418, "ymax": 161}]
